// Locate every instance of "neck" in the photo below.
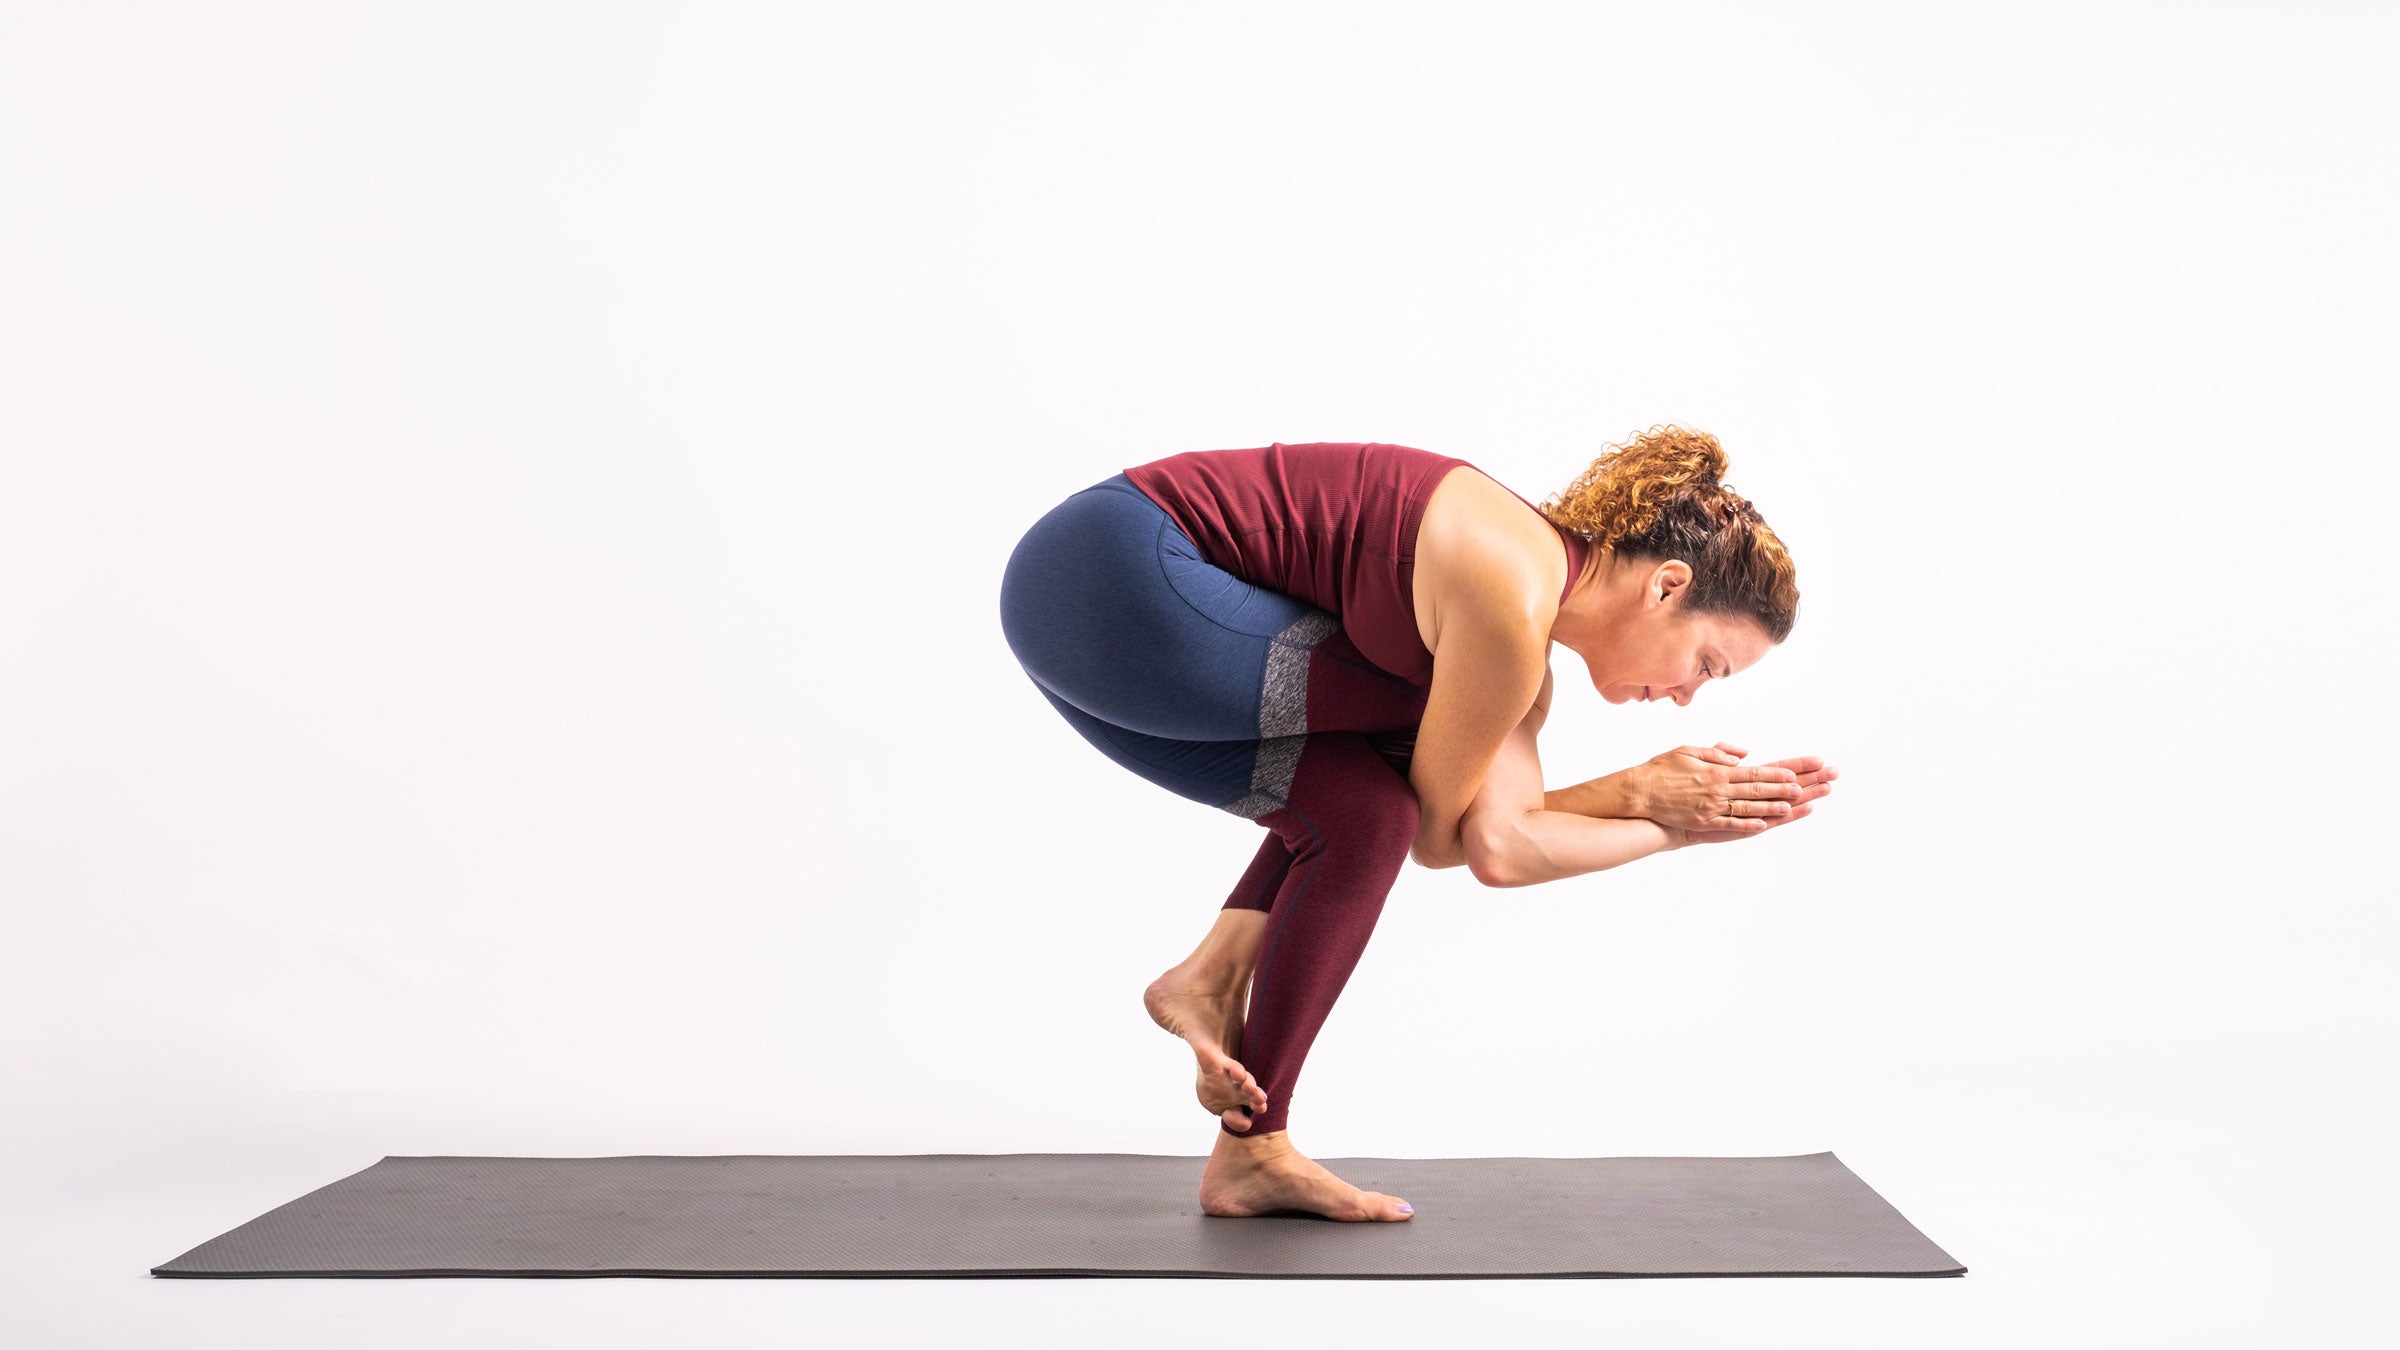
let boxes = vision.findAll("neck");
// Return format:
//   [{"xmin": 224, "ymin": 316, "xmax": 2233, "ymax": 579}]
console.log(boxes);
[{"xmin": 1552, "ymin": 543, "xmax": 1629, "ymax": 666}]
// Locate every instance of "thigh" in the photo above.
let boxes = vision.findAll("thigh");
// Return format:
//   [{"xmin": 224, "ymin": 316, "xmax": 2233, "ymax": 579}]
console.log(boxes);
[
  {"xmin": 1024, "ymin": 672, "xmax": 1412, "ymax": 826},
  {"xmin": 1022, "ymin": 674, "xmax": 1269, "ymax": 812},
  {"xmin": 1000, "ymin": 474, "xmax": 1327, "ymax": 743}
]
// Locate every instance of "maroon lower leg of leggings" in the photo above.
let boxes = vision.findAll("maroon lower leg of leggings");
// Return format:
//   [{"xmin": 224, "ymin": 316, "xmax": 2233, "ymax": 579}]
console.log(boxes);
[
  {"xmin": 1224, "ymin": 624, "xmax": 1425, "ymax": 914},
  {"xmin": 1218, "ymin": 729, "xmax": 1420, "ymax": 1138}
]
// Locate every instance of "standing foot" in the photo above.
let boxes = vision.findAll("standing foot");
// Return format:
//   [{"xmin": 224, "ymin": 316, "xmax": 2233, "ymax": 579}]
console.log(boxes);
[{"xmin": 1198, "ymin": 1128, "xmax": 1414, "ymax": 1221}]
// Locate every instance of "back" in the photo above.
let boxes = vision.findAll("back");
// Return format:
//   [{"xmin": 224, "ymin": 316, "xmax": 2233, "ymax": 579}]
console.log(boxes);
[{"xmin": 1121, "ymin": 441, "xmax": 1578, "ymax": 690}]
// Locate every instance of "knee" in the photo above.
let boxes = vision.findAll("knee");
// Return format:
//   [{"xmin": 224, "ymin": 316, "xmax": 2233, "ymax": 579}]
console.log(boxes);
[
  {"xmin": 1283, "ymin": 733, "xmax": 1421, "ymax": 859},
  {"xmin": 1320, "ymin": 779, "xmax": 1419, "ymax": 862}
]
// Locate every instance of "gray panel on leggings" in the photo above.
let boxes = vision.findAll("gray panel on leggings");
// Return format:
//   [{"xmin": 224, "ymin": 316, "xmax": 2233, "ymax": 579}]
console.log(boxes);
[
  {"xmin": 150, "ymin": 1151, "xmax": 1966, "ymax": 1279},
  {"xmin": 1227, "ymin": 610, "xmax": 1346, "ymax": 817},
  {"xmin": 1236, "ymin": 733, "xmax": 1309, "ymax": 813},
  {"xmin": 1220, "ymin": 791, "xmax": 1284, "ymax": 819},
  {"xmin": 1258, "ymin": 610, "xmax": 1339, "ymax": 739}
]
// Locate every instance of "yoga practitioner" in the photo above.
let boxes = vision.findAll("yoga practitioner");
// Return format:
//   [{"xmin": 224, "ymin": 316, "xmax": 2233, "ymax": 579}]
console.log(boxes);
[{"xmin": 996, "ymin": 426, "xmax": 1833, "ymax": 1223}]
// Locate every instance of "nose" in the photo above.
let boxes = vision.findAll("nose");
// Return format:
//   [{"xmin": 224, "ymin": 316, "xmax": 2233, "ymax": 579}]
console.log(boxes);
[{"xmin": 1673, "ymin": 668, "xmax": 1717, "ymax": 706}]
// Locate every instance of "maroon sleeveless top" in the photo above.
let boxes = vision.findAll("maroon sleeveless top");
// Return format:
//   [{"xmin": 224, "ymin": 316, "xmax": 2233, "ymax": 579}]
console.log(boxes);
[{"xmin": 1121, "ymin": 441, "xmax": 1587, "ymax": 691}]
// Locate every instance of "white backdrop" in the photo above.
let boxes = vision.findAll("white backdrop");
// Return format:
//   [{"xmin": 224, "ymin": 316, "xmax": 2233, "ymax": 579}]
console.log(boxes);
[{"xmin": 3, "ymin": 1, "xmax": 2392, "ymax": 1345}]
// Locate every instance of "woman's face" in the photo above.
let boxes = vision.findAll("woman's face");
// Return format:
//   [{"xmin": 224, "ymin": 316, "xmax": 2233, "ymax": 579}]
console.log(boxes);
[{"xmin": 1582, "ymin": 559, "xmax": 1774, "ymax": 707}]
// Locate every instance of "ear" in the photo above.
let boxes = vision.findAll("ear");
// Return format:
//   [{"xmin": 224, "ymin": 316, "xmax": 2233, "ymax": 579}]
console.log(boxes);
[{"xmin": 1651, "ymin": 559, "xmax": 1694, "ymax": 605}]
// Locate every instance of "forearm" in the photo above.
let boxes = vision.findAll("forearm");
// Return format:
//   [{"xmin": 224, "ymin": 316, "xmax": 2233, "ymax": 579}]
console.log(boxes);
[
  {"xmin": 1543, "ymin": 766, "xmax": 1650, "ymax": 819},
  {"xmin": 1483, "ymin": 811, "xmax": 1677, "ymax": 887}
]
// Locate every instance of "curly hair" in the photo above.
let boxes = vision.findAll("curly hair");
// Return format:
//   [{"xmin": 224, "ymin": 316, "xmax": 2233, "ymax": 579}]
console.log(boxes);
[{"xmin": 1539, "ymin": 423, "xmax": 1800, "ymax": 644}]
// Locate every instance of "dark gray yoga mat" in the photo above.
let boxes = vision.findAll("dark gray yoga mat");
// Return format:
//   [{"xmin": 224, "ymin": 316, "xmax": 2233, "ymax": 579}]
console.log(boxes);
[{"xmin": 151, "ymin": 1150, "xmax": 1965, "ymax": 1279}]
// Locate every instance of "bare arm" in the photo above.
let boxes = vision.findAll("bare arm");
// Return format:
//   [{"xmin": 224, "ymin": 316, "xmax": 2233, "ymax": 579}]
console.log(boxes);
[
  {"xmin": 1405, "ymin": 596, "xmax": 1550, "ymax": 872},
  {"xmin": 1459, "ymin": 693, "xmax": 1680, "ymax": 887},
  {"xmin": 1543, "ymin": 769, "xmax": 1649, "ymax": 819}
]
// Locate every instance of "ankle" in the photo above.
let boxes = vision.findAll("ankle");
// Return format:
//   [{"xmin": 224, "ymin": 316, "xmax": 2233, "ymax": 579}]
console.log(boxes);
[{"xmin": 1167, "ymin": 961, "xmax": 1249, "ymax": 993}]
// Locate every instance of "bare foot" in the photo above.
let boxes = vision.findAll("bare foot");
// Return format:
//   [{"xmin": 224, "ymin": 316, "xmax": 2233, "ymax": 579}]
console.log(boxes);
[
  {"xmin": 1199, "ymin": 1129, "xmax": 1414, "ymax": 1221},
  {"xmin": 1143, "ymin": 972, "xmax": 1270, "ymax": 1129}
]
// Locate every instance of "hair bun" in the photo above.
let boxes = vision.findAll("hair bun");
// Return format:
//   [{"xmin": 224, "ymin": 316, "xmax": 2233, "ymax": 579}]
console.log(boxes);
[{"xmin": 1537, "ymin": 424, "xmax": 1800, "ymax": 644}]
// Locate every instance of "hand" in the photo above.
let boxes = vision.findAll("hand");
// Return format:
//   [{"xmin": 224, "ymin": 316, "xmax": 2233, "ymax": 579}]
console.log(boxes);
[{"xmin": 1636, "ymin": 742, "xmax": 1837, "ymax": 844}]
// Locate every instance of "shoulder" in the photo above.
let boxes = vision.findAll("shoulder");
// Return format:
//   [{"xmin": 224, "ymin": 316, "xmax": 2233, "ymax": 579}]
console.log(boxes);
[{"xmin": 1419, "ymin": 465, "xmax": 1564, "ymax": 616}]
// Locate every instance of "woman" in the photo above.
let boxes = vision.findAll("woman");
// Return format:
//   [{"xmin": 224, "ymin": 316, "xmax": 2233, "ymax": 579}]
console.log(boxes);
[{"xmin": 996, "ymin": 425, "xmax": 1834, "ymax": 1223}]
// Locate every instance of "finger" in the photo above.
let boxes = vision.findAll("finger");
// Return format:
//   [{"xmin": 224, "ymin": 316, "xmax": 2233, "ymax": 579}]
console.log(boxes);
[
  {"xmin": 1682, "ymin": 744, "xmax": 1738, "ymax": 764},
  {"xmin": 1730, "ymin": 797, "xmax": 1796, "ymax": 817},
  {"xmin": 1765, "ymin": 758, "xmax": 1831, "ymax": 787},
  {"xmin": 1736, "ymin": 767, "xmax": 1802, "ymax": 787},
  {"xmin": 1723, "ymin": 807, "xmax": 1796, "ymax": 832},
  {"xmin": 1714, "ymin": 742, "xmax": 1748, "ymax": 757},
  {"xmin": 1759, "ymin": 800, "xmax": 1820, "ymax": 830}
]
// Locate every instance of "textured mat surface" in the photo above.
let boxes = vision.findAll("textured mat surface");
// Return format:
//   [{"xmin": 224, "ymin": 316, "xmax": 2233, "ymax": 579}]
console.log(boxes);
[{"xmin": 151, "ymin": 1151, "xmax": 1965, "ymax": 1279}]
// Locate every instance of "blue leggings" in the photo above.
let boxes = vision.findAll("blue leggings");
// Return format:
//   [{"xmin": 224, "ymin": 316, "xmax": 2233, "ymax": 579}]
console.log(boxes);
[{"xmin": 999, "ymin": 472, "xmax": 1433, "ymax": 1136}]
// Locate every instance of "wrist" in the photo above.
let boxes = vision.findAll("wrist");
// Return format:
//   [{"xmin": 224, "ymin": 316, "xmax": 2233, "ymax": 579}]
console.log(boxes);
[
  {"xmin": 1545, "ymin": 767, "xmax": 1649, "ymax": 820},
  {"xmin": 1615, "ymin": 767, "xmax": 1653, "ymax": 820}
]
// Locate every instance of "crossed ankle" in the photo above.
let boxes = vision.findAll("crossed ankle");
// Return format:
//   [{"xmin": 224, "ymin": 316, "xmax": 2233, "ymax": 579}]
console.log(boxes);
[{"xmin": 1172, "ymin": 965, "xmax": 1251, "ymax": 994}]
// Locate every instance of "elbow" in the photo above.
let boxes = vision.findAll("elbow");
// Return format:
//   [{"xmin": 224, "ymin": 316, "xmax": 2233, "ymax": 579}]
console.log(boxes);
[
  {"xmin": 1410, "ymin": 839, "xmax": 1471, "ymax": 873},
  {"xmin": 1461, "ymin": 824, "xmax": 1525, "ymax": 889},
  {"xmin": 1409, "ymin": 817, "xmax": 1476, "ymax": 873}
]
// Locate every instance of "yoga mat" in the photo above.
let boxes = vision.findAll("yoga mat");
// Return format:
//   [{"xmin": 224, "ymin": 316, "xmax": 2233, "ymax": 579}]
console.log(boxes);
[{"xmin": 151, "ymin": 1150, "xmax": 1965, "ymax": 1279}]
